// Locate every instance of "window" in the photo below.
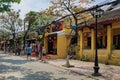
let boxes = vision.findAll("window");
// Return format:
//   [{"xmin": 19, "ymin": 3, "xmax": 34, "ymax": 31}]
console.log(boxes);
[
  {"xmin": 113, "ymin": 35, "xmax": 120, "ymax": 49},
  {"xmin": 87, "ymin": 37, "xmax": 91, "ymax": 48},
  {"xmin": 97, "ymin": 36, "xmax": 107, "ymax": 49}
]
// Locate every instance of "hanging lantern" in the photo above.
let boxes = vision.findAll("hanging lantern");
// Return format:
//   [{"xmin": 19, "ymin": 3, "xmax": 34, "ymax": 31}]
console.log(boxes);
[
  {"xmin": 58, "ymin": 27, "xmax": 63, "ymax": 31},
  {"xmin": 45, "ymin": 32, "xmax": 49, "ymax": 37},
  {"xmin": 98, "ymin": 32, "xmax": 102, "ymax": 36},
  {"xmin": 84, "ymin": 33, "xmax": 89, "ymax": 37},
  {"xmin": 49, "ymin": 37, "xmax": 51, "ymax": 40},
  {"xmin": 54, "ymin": 36, "xmax": 57, "ymax": 40},
  {"xmin": 72, "ymin": 24, "xmax": 77, "ymax": 30},
  {"xmin": 39, "ymin": 35, "xmax": 43, "ymax": 39}
]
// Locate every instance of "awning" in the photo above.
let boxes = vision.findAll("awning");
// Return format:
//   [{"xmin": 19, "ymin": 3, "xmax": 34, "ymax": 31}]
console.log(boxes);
[{"xmin": 48, "ymin": 31, "xmax": 64, "ymax": 36}]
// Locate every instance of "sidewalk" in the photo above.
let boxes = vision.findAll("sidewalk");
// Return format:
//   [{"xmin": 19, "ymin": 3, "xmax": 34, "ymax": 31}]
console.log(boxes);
[
  {"xmin": 1, "ymin": 51, "xmax": 120, "ymax": 80},
  {"xmin": 47, "ymin": 59, "xmax": 120, "ymax": 80}
]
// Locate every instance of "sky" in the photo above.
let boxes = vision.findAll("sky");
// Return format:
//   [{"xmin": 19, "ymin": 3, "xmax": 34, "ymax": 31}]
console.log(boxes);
[
  {"xmin": 11, "ymin": 0, "xmax": 52, "ymax": 19},
  {"xmin": 11, "ymin": 0, "xmax": 107, "ymax": 19}
]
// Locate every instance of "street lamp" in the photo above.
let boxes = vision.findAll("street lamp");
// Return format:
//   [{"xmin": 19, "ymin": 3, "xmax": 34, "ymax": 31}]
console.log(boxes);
[{"xmin": 91, "ymin": 6, "xmax": 104, "ymax": 76}]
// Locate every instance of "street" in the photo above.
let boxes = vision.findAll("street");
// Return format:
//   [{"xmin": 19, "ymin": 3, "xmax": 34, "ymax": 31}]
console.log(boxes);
[{"xmin": 0, "ymin": 52, "xmax": 95, "ymax": 80}]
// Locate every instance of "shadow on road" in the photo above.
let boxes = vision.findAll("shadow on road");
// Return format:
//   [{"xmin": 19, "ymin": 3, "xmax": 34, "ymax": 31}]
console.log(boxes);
[
  {"xmin": 0, "ymin": 53, "xmax": 68, "ymax": 80},
  {"xmin": 20, "ymin": 71, "xmax": 68, "ymax": 80},
  {"xmin": 0, "ymin": 64, "xmax": 27, "ymax": 73},
  {"xmin": 0, "ymin": 58, "xmax": 29, "ymax": 65}
]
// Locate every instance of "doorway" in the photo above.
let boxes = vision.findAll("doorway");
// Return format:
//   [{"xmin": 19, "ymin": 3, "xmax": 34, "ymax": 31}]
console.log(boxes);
[{"xmin": 47, "ymin": 34, "xmax": 57, "ymax": 55}]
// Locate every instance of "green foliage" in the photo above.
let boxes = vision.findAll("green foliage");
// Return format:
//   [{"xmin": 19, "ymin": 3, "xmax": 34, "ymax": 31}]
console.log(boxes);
[
  {"xmin": 25, "ymin": 11, "xmax": 39, "ymax": 29},
  {"xmin": 0, "ymin": 29, "xmax": 11, "ymax": 40},
  {"xmin": 0, "ymin": 0, "xmax": 21, "ymax": 12},
  {"xmin": 0, "ymin": 10, "xmax": 22, "ymax": 39}
]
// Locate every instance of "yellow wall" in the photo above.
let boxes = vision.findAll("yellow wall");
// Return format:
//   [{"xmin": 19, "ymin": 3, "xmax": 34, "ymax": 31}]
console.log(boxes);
[
  {"xmin": 78, "ymin": 22, "xmax": 120, "ymax": 65},
  {"xmin": 82, "ymin": 49, "xmax": 91, "ymax": 61},
  {"xmin": 112, "ymin": 22, "xmax": 120, "ymax": 29},
  {"xmin": 82, "ymin": 49, "xmax": 107, "ymax": 63},
  {"xmin": 109, "ymin": 50, "xmax": 120, "ymax": 65},
  {"xmin": 47, "ymin": 34, "xmax": 67, "ymax": 59},
  {"xmin": 57, "ymin": 35, "xmax": 67, "ymax": 58},
  {"xmin": 45, "ymin": 21, "xmax": 120, "ymax": 65},
  {"xmin": 97, "ymin": 49, "xmax": 108, "ymax": 63}
]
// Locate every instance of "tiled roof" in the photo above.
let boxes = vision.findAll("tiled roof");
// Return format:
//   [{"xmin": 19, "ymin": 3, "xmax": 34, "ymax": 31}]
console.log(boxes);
[
  {"xmin": 99, "ymin": 8, "xmax": 120, "ymax": 22},
  {"xmin": 78, "ymin": 8, "xmax": 120, "ymax": 29}
]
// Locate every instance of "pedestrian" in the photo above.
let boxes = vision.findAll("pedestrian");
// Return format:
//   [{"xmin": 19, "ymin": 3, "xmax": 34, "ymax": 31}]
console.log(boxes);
[
  {"xmin": 35, "ymin": 44, "xmax": 39, "ymax": 60},
  {"xmin": 18, "ymin": 45, "xmax": 21, "ymax": 56},
  {"xmin": 38, "ymin": 43, "xmax": 42, "ymax": 60},
  {"xmin": 27, "ymin": 44, "xmax": 31, "ymax": 60},
  {"xmin": 41, "ymin": 46, "xmax": 46, "ymax": 62}
]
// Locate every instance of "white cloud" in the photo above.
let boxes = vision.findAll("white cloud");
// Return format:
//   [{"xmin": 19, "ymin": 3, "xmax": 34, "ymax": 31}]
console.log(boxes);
[
  {"xmin": 11, "ymin": 0, "xmax": 52, "ymax": 19},
  {"xmin": 11, "ymin": 0, "xmax": 107, "ymax": 20}
]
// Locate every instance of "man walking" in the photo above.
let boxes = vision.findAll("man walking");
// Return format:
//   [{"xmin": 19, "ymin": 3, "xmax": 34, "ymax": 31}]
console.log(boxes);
[{"xmin": 27, "ymin": 44, "xmax": 31, "ymax": 60}]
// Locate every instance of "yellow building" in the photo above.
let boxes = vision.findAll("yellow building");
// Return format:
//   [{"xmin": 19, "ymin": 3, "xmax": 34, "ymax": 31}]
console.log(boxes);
[
  {"xmin": 78, "ymin": 6, "xmax": 120, "ymax": 65},
  {"xmin": 43, "ymin": 3, "xmax": 120, "ymax": 65},
  {"xmin": 44, "ymin": 21, "xmax": 68, "ymax": 59}
]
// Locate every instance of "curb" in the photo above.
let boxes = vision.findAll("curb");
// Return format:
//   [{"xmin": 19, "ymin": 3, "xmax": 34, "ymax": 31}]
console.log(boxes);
[{"xmin": 47, "ymin": 61, "xmax": 99, "ymax": 80}]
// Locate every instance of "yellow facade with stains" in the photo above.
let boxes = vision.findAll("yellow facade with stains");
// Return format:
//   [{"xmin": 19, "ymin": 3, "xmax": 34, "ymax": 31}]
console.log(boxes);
[{"xmin": 78, "ymin": 22, "xmax": 120, "ymax": 65}]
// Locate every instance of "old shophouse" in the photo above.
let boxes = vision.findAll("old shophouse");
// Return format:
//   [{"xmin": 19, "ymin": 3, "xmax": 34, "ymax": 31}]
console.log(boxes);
[
  {"xmin": 42, "ymin": 2, "xmax": 120, "ymax": 65},
  {"xmin": 78, "ymin": 3, "xmax": 120, "ymax": 65}
]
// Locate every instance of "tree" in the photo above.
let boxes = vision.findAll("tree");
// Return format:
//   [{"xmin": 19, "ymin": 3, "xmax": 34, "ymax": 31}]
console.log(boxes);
[
  {"xmin": 51, "ymin": 0, "xmax": 94, "ymax": 36},
  {"xmin": 50, "ymin": 0, "xmax": 95, "ymax": 67},
  {"xmin": 23, "ymin": 11, "xmax": 39, "ymax": 52},
  {"xmin": 0, "ymin": 29, "xmax": 11, "ymax": 52},
  {"xmin": 23, "ymin": 10, "xmax": 53, "ymax": 58},
  {"xmin": 0, "ymin": 0, "xmax": 21, "ymax": 12},
  {"xmin": 0, "ymin": 10, "xmax": 22, "ymax": 53}
]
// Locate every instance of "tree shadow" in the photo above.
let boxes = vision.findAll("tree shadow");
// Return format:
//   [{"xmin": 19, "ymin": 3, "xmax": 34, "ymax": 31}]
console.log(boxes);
[
  {"xmin": 20, "ymin": 71, "xmax": 68, "ymax": 80},
  {"xmin": 0, "ymin": 64, "xmax": 21, "ymax": 73},
  {"xmin": 1, "ymin": 71, "xmax": 68, "ymax": 80},
  {"xmin": 0, "ymin": 64, "xmax": 68, "ymax": 80},
  {"xmin": 0, "ymin": 58, "xmax": 34, "ymax": 65}
]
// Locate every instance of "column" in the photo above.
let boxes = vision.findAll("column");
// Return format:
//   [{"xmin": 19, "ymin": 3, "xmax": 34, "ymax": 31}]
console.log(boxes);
[
  {"xmin": 107, "ymin": 25, "xmax": 112, "ymax": 58},
  {"xmin": 50, "ymin": 25, "xmax": 52, "ymax": 32},
  {"xmin": 91, "ymin": 28, "xmax": 95, "ymax": 60},
  {"xmin": 79, "ymin": 30, "xmax": 84, "ymax": 58}
]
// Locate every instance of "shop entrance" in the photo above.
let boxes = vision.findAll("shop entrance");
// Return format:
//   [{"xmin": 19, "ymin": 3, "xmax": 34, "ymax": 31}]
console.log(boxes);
[{"xmin": 47, "ymin": 34, "xmax": 57, "ymax": 55}]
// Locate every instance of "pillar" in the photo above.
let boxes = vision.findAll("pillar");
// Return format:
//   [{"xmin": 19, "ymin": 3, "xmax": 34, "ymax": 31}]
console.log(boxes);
[
  {"xmin": 44, "ymin": 37, "xmax": 48, "ymax": 53},
  {"xmin": 91, "ymin": 28, "xmax": 95, "ymax": 60},
  {"xmin": 107, "ymin": 25, "xmax": 112, "ymax": 58},
  {"xmin": 79, "ymin": 30, "xmax": 84, "ymax": 58}
]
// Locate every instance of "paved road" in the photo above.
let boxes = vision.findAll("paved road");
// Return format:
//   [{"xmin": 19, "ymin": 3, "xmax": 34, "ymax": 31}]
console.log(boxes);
[{"xmin": 0, "ymin": 53, "xmax": 96, "ymax": 80}]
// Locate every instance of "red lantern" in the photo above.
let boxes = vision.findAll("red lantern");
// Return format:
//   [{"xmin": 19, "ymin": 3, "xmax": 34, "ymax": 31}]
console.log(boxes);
[
  {"xmin": 49, "ymin": 37, "xmax": 51, "ymax": 40},
  {"xmin": 84, "ymin": 33, "xmax": 89, "ymax": 37},
  {"xmin": 98, "ymin": 32, "xmax": 102, "ymax": 37},
  {"xmin": 58, "ymin": 27, "xmax": 63, "ymax": 31}
]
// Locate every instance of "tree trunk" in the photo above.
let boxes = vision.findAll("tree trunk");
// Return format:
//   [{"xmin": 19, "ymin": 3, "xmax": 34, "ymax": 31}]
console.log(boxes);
[{"xmin": 66, "ymin": 55, "xmax": 70, "ymax": 68}]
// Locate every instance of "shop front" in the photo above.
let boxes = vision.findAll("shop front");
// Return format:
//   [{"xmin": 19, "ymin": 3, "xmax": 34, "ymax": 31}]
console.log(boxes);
[
  {"xmin": 44, "ymin": 31, "xmax": 67, "ymax": 59},
  {"xmin": 78, "ymin": 8, "xmax": 120, "ymax": 65}
]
